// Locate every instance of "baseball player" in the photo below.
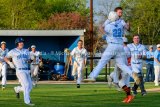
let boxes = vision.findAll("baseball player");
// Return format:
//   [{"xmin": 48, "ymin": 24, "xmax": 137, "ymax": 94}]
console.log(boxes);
[
  {"xmin": 30, "ymin": 45, "xmax": 41, "ymax": 87},
  {"xmin": 127, "ymin": 35, "xmax": 147, "ymax": 96},
  {"xmin": 100, "ymin": 7, "xmax": 130, "ymax": 35},
  {"xmin": 4, "ymin": 37, "xmax": 35, "ymax": 106},
  {"xmin": 0, "ymin": 41, "xmax": 9, "ymax": 90},
  {"xmin": 70, "ymin": 40, "xmax": 87, "ymax": 88},
  {"xmin": 84, "ymin": 12, "xmax": 139, "ymax": 86},
  {"xmin": 107, "ymin": 37, "xmax": 134, "ymax": 103}
]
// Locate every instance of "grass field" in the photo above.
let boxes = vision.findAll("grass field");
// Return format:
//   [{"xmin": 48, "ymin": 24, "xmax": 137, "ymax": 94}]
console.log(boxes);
[{"xmin": 0, "ymin": 83, "xmax": 159, "ymax": 107}]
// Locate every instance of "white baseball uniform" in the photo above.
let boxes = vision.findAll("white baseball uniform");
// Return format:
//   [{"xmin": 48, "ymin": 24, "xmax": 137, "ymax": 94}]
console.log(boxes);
[
  {"xmin": 30, "ymin": 51, "xmax": 40, "ymax": 85},
  {"xmin": 0, "ymin": 48, "xmax": 9, "ymax": 86},
  {"xmin": 71, "ymin": 47, "xmax": 87, "ymax": 84},
  {"xmin": 89, "ymin": 20, "xmax": 133, "ymax": 79},
  {"xmin": 127, "ymin": 43, "xmax": 146, "ymax": 74},
  {"xmin": 6, "ymin": 48, "xmax": 32, "ymax": 104}
]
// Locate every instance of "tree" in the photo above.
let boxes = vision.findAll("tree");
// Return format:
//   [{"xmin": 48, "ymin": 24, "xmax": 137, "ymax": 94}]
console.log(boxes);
[
  {"xmin": 38, "ymin": 12, "xmax": 88, "ymax": 29},
  {"xmin": 120, "ymin": 0, "xmax": 160, "ymax": 44}
]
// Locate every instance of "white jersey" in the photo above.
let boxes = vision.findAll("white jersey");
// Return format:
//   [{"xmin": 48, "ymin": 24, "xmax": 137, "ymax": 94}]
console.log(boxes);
[
  {"xmin": 30, "ymin": 51, "xmax": 40, "ymax": 65},
  {"xmin": 6, "ymin": 48, "xmax": 30, "ymax": 71},
  {"xmin": 104, "ymin": 20, "xmax": 124, "ymax": 44},
  {"xmin": 71, "ymin": 47, "xmax": 88, "ymax": 62},
  {"xmin": 127, "ymin": 43, "xmax": 146, "ymax": 64},
  {"xmin": 0, "ymin": 48, "xmax": 9, "ymax": 64}
]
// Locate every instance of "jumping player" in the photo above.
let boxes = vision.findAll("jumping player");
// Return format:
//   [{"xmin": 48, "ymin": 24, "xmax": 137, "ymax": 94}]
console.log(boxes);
[{"xmin": 84, "ymin": 12, "xmax": 139, "ymax": 85}]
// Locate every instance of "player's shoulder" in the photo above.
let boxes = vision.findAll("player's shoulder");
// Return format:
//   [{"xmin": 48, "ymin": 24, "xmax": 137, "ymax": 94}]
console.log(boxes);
[{"xmin": 127, "ymin": 43, "xmax": 132, "ymax": 47}]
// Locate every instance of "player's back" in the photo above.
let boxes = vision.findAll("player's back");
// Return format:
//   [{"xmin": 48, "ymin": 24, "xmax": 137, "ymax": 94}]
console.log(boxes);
[{"xmin": 104, "ymin": 20, "xmax": 124, "ymax": 44}]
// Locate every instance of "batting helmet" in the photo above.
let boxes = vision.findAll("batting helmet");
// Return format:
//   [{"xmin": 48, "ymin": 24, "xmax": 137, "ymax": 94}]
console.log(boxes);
[
  {"xmin": 15, "ymin": 37, "xmax": 24, "ymax": 45},
  {"xmin": 108, "ymin": 11, "xmax": 119, "ymax": 22}
]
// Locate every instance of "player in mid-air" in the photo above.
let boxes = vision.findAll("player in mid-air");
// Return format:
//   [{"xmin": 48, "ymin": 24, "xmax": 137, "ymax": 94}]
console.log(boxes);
[
  {"xmin": 30, "ymin": 45, "xmax": 41, "ymax": 87},
  {"xmin": 84, "ymin": 11, "xmax": 139, "ymax": 82},
  {"xmin": 0, "ymin": 41, "xmax": 9, "ymax": 90},
  {"xmin": 84, "ymin": 12, "xmax": 139, "ymax": 103},
  {"xmin": 70, "ymin": 40, "xmax": 88, "ymax": 88},
  {"xmin": 4, "ymin": 37, "xmax": 35, "ymax": 106}
]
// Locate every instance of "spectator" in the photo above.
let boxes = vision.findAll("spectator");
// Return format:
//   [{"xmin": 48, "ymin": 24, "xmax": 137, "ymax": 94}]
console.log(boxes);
[
  {"xmin": 154, "ymin": 44, "xmax": 160, "ymax": 86},
  {"xmin": 145, "ymin": 45, "xmax": 154, "ymax": 82}
]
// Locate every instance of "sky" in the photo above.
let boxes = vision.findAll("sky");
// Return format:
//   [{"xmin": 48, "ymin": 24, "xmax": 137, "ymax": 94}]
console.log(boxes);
[{"xmin": 86, "ymin": 0, "xmax": 121, "ymax": 24}]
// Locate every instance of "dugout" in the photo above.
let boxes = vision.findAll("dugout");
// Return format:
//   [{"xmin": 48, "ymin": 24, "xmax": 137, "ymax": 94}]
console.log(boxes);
[{"xmin": 0, "ymin": 30, "xmax": 85, "ymax": 80}]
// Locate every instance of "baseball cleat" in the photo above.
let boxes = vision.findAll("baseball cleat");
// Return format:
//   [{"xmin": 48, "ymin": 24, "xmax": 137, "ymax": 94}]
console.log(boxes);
[
  {"xmin": 141, "ymin": 91, "xmax": 147, "ymax": 96},
  {"xmin": 14, "ymin": 87, "xmax": 20, "ymax": 99},
  {"xmin": 132, "ymin": 72, "xmax": 140, "ymax": 84},
  {"xmin": 26, "ymin": 103, "xmax": 35, "ymax": 106},
  {"xmin": 107, "ymin": 75, "xmax": 113, "ymax": 88},
  {"xmin": 2, "ymin": 86, "xmax": 5, "ymax": 90},
  {"xmin": 125, "ymin": 95, "xmax": 134, "ymax": 103},
  {"xmin": 122, "ymin": 96, "xmax": 128, "ymax": 103},
  {"xmin": 83, "ymin": 77, "xmax": 96, "ymax": 82},
  {"xmin": 77, "ymin": 84, "xmax": 80, "ymax": 88},
  {"xmin": 132, "ymin": 87, "xmax": 137, "ymax": 96},
  {"xmin": 112, "ymin": 83, "xmax": 122, "ymax": 91}
]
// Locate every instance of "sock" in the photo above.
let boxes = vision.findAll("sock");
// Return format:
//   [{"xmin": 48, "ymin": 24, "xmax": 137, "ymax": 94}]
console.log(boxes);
[{"xmin": 122, "ymin": 85, "xmax": 131, "ymax": 96}]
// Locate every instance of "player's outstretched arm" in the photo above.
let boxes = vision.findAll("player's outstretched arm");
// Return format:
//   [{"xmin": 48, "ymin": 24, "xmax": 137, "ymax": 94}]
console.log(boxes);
[{"xmin": 4, "ymin": 57, "xmax": 15, "ymax": 69}]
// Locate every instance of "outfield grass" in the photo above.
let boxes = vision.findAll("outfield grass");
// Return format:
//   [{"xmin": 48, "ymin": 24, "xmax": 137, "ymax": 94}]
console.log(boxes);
[{"xmin": 0, "ymin": 83, "xmax": 159, "ymax": 107}]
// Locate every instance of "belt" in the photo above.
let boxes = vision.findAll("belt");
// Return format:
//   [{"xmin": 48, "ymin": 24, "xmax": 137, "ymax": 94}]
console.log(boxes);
[
  {"xmin": 132, "ymin": 62, "xmax": 141, "ymax": 64},
  {"xmin": 18, "ymin": 68, "xmax": 30, "ymax": 70},
  {"xmin": 109, "ymin": 42, "xmax": 122, "ymax": 44}
]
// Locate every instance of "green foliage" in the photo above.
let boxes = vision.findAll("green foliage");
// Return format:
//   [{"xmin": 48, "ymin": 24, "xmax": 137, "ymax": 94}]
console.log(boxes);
[
  {"xmin": 121, "ymin": 0, "xmax": 160, "ymax": 44},
  {"xmin": 0, "ymin": 0, "xmax": 89, "ymax": 29}
]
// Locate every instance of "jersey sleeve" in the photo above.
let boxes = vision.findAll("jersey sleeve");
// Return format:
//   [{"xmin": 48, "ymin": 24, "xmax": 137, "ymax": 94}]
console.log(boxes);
[
  {"xmin": 102, "ymin": 19, "xmax": 110, "ymax": 27},
  {"xmin": 154, "ymin": 50, "xmax": 159, "ymax": 59},
  {"xmin": 70, "ymin": 48, "xmax": 76, "ymax": 56},
  {"xmin": 142, "ymin": 45, "xmax": 147, "ymax": 56},
  {"xmin": 84, "ymin": 49, "xmax": 88, "ymax": 59},
  {"xmin": 6, "ymin": 50, "xmax": 13, "ymax": 58},
  {"xmin": 121, "ymin": 19, "xmax": 126, "ymax": 27}
]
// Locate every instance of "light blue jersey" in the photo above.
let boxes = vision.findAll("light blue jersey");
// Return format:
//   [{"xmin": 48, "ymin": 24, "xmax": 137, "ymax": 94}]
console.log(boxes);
[
  {"xmin": 154, "ymin": 50, "xmax": 160, "ymax": 66},
  {"xmin": 127, "ymin": 43, "xmax": 146, "ymax": 64},
  {"xmin": 104, "ymin": 20, "xmax": 124, "ymax": 44},
  {"xmin": 6, "ymin": 48, "xmax": 30, "ymax": 71},
  {"xmin": 146, "ymin": 51, "xmax": 154, "ymax": 64},
  {"xmin": 0, "ymin": 48, "xmax": 9, "ymax": 63}
]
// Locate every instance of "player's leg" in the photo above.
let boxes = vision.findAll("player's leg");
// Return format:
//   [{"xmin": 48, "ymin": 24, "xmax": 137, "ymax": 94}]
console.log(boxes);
[
  {"xmin": 72, "ymin": 62, "xmax": 78, "ymax": 81},
  {"xmin": 154, "ymin": 66, "xmax": 160, "ymax": 86},
  {"xmin": 76, "ymin": 63, "xmax": 84, "ymax": 88},
  {"xmin": 33, "ymin": 65, "xmax": 39, "ymax": 86},
  {"xmin": 115, "ymin": 55, "xmax": 139, "ymax": 85},
  {"xmin": 119, "ymin": 73, "xmax": 134, "ymax": 103},
  {"xmin": 88, "ymin": 44, "xmax": 115, "ymax": 80},
  {"xmin": 1, "ymin": 64, "xmax": 7, "ymax": 89},
  {"xmin": 15, "ymin": 71, "xmax": 32, "ymax": 104}
]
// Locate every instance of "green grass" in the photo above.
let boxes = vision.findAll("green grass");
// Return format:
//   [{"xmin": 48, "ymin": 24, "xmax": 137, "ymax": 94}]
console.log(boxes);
[{"xmin": 0, "ymin": 83, "xmax": 159, "ymax": 107}]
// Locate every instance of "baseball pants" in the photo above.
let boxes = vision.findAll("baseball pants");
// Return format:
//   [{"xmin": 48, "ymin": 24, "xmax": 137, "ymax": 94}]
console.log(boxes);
[
  {"xmin": 72, "ymin": 61, "xmax": 84, "ymax": 84},
  {"xmin": 89, "ymin": 44, "xmax": 133, "ymax": 79},
  {"xmin": 0, "ymin": 63, "xmax": 7, "ymax": 86},
  {"xmin": 16, "ymin": 70, "xmax": 32, "ymax": 104}
]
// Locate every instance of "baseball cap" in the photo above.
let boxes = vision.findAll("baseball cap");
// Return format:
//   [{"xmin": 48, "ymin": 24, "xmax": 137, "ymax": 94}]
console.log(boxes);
[
  {"xmin": 31, "ymin": 45, "xmax": 36, "ymax": 48},
  {"xmin": 149, "ymin": 45, "xmax": 153, "ymax": 49},
  {"xmin": 157, "ymin": 44, "xmax": 160, "ymax": 48},
  {"xmin": 1, "ymin": 41, "xmax": 6, "ymax": 45}
]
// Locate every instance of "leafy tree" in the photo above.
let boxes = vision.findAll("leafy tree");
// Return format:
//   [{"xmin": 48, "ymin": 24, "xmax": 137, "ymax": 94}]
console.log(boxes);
[{"xmin": 120, "ymin": 0, "xmax": 160, "ymax": 44}]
